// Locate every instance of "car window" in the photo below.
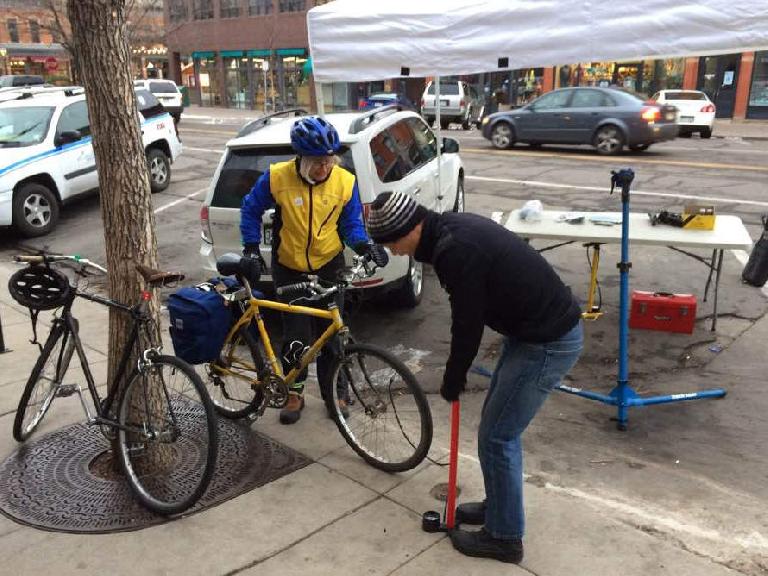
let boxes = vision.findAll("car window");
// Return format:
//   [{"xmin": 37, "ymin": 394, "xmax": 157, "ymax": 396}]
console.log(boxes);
[
  {"xmin": 211, "ymin": 146, "xmax": 354, "ymax": 208},
  {"xmin": 135, "ymin": 89, "xmax": 166, "ymax": 119},
  {"xmin": 0, "ymin": 106, "xmax": 55, "ymax": 147},
  {"xmin": 370, "ymin": 120, "xmax": 423, "ymax": 183},
  {"xmin": 56, "ymin": 101, "xmax": 91, "ymax": 137},
  {"xmin": 569, "ymin": 90, "xmax": 610, "ymax": 108},
  {"xmin": 426, "ymin": 83, "xmax": 460, "ymax": 95},
  {"xmin": 664, "ymin": 91, "xmax": 707, "ymax": 100},
  {"xmin": 406, "ymin": 117, "xmax": 437, "ymax": 164},
  {"xmin": 149, "ymin": 81, "xmax": 178, "ymax": 94},
  {"xmin": 531, "ymin": 90, "xmax": 571, "ymax": 110}
]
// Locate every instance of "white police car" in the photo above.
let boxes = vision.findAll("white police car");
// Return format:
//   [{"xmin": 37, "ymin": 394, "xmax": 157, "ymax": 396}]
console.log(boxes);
[
  {"xmin": 0, "ymin": 87, "xmax": 182, "ymax": 237},
  {"xmin": 200, "ymin": 107, "xmax": 465, "ymax": 307}
]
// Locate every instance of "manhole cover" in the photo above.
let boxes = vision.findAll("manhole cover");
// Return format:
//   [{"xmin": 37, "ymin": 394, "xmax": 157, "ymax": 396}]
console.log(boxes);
[{"xmin": 0, "ymin": 418, "xmax": 310, "ymax": 533}]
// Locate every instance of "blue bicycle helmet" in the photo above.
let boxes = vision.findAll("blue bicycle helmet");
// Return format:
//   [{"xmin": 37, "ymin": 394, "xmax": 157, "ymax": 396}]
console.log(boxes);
[{"xmin": 290, "ymin": 116, "xmax": 340, "ymax": 156}]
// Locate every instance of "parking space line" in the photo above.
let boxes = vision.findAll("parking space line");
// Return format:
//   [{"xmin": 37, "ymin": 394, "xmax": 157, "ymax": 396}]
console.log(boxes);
[
  {"xmin": 154, "ymin": 187, "xmax": 207, "ymax": 214},
  {"xmin": 465, "ymin": 175, "xmax": 768, "ymax": 208},
  {"xmin": 185, "ymin": 146, "xmax": 225, "ymax": 154},
  {"xmin": 461, "ymin": 146, "xmax": 768, "ymax": 172}
]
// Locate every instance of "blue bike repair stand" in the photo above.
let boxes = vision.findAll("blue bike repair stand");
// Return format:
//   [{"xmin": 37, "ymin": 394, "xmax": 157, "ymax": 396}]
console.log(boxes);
[{"xmin": 556, "ymin": 169, "xmax": 727, "ymax": 430}]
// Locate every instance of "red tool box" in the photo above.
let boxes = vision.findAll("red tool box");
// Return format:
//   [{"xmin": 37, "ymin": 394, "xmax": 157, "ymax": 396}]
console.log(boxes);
[{"xmin": 629, "ymin": 291, "xmax": 697, "ymax": 334}]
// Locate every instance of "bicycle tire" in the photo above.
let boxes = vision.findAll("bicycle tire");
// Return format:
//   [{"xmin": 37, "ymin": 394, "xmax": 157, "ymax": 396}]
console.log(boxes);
[
  {"xmin": 13, "ymin": 320, "xmax": 76, "ymax": 442},
  {"xmin": 205, "ymin": 325, "xmax": 264, "ymax": 419},
  {"xmin": 117, "ymin": 354, "xmax": 218, "ymax": 515},
  {"xmin": 327, "ymin": 343, "xmax": 433, "ymax": 472}
]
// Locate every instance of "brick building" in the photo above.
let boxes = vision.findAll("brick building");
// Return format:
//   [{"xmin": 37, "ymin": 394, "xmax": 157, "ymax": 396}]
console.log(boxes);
[{"xmin": 0, "ymin": 0, "xmax": 72, "ymax": 83}]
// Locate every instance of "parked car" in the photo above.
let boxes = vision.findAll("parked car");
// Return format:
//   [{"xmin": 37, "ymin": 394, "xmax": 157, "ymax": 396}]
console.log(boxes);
[
  {"xmin": 0, "ymin": 87, "xmax": 182, "ymax": 237},
  {"xmin": 0, "ymin": 75, "xmax": 45, "ymax": 88},
  {"xmin": 358, "ymin": 92, "xmax": 418, "ymax": 112},
  {"xmin": 481, "ymin": 87, "xmax": 678, "ymax": 155},
  {"xmin": 651, "ymin": 89, "xmax": 715, "ymax": 138},
  {"xmin": 133, "ymin": 79, "xmax": 184, "ymax": 122},
  {"xmin": 421, "ymin": 80, "xmax": 483, "ymax": 130},
  {"xmin": 200, "ymin": 106, "xmax": 465, "ymax": 307}
]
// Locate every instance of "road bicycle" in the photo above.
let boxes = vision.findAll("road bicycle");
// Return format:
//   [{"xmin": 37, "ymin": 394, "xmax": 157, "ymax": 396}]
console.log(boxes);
[
  {"xmin": 8, "ymin": 254, "xmax": 218, "ymax": 515},
  {"xmin": 203, "ymin": 254, "xmax": 433, "ymax": 472}
]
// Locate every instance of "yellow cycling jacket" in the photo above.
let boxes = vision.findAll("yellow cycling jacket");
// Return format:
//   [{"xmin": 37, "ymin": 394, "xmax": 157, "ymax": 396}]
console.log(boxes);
[{"xmin": 267, "ymin": 160, "xmax": 358, "ymax": 272}]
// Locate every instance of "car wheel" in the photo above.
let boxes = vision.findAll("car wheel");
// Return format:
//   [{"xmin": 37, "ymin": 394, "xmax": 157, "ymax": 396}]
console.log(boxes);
[
  {"xmin": 629, "ymin": 143, "xmax": 650, "ymax": 152},
  {"xmin": 439, "ymin": 118, "xmax": 450, "ymax": 130},
  {"xmin": 490, "ymin": 122, "xmax": 515, "ymax": 149},
  {"xmin": 593, "ymin": 125, "xmax": 624, "ymax": 155},
  {"xmin": 394, "ymin": 257, "xmax": 423, "ymax": 308},
  {"xmin": 452, "ymin": 177, "xmax": 465, "ymax": 213},
  {"xmin": 147, "ymin": 148, "xmax": 171, "ymax": 192},
  {"xmin": 700, "ymin": 127, "xmax": 712, "ymax": 139},
  {"xmin": 13, "ymin": 183, "xmax": 59, "ymax": 238}
]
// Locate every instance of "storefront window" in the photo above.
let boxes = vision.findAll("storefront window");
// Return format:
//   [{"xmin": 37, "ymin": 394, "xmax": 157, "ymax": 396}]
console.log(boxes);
[
  {"xmin": 250, "ymin": 57, "xmax": 272, "ymax": 111},
  {"xmin": 640, "ymin": 59, "xmax": 684, "ymax": 96},
  {"xmin": 748, "ymin": 51, "xmax": 768, "ymax": 119},
  {"xmin": 197, "ymin": 56, "xmax": 221, "ymax": 106},
  {"xmin": 279, "ymin": 55, "xmax": 311, "ymax": 109},
  {"xmin": 225, "ymin": 57, "xmax": 249, "ymax": 109}
]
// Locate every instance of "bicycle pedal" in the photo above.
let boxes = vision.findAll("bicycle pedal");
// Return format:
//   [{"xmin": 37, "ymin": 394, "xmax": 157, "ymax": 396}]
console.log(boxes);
[{"xmin": 56, "ymin": 384, "xmax": 78, "ymax": 398}]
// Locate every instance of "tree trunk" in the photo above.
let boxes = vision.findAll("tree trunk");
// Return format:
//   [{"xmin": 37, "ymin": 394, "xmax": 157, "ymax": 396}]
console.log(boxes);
[{"xmin": 67, "ymin": 1, "xmax": 169, "ymax": 474}]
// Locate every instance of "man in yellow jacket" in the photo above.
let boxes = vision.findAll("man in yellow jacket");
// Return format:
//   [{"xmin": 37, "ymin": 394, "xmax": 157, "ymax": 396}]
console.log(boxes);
[{"xmin": 240, "ymin": 116, "xmax": 388, "ymax": 424}]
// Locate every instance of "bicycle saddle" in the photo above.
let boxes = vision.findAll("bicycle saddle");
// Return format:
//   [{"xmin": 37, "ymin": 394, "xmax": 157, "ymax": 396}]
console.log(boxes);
[
  {"xmin": 216, "ymin": 253, "xmax": 244, "ymax": 278},
  {"xmin": 135, "ymin": 263, "xmax": 185, "ymax": 287}
]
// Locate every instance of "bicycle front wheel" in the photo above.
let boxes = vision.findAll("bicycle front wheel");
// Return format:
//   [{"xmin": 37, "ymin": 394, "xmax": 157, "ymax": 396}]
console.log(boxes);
[
  {"xmin": 117, "ymin": 355, "xmax": 218, "ymax": 515},
  {"xmin": 13, "ymin": 320, "xmax": 76, "ymax": 442},
  {"xmin": 327, "ymin": 343, "xmax": 433, "ymax": 472},
  {"xmin": 205, "ymin": 326, "xmax": 264, "ymax": 419}
]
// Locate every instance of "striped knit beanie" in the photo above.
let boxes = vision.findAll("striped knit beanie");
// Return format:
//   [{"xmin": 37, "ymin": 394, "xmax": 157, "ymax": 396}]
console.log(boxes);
[{"xmin": 367, "ymin": 191, "xmax": 428, "ymax": 244}]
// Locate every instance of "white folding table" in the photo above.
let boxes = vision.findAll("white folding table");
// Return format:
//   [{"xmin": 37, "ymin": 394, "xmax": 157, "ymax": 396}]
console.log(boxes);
[{"xmin": 503, "ymin": 210, "xmax": 753, "ymax": 331}]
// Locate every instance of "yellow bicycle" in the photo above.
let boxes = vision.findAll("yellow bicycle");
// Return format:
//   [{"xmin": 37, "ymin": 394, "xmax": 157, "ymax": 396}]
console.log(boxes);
[{"xmin": 203, "ymin": 255, "xmax": 433, "ymax": 472}]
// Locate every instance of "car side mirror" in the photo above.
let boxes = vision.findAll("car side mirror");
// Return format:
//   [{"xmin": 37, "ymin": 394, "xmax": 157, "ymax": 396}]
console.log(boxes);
[
  {"xmin": 442, "ymin": 137, "xmax": 460, "ymax": 154},
  {"xmin": 55, "ymin": 130, "xmax": 82, "ymax": 146}
]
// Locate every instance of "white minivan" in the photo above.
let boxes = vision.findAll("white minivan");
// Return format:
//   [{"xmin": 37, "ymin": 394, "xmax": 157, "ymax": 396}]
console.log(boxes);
[
  {"xmin": 0, "ymin": 87, "xmax": 182, "ymax": 236},
  {"xmin": 200, "ymin": 107, "xmax": 465, "ymax": 307}
]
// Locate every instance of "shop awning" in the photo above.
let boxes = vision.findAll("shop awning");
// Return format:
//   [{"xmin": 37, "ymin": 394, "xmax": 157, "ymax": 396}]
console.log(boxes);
[
  {"xmin": 0, "ymin": 42, "xmax": 68, "ymax": 59},
  {"xmin": 192, "ymin": 51, "xmax": 215, "ymax": 59},
  {"xmin": 307, "ymin": 0, "xmax": 768, "ymax": 82}
]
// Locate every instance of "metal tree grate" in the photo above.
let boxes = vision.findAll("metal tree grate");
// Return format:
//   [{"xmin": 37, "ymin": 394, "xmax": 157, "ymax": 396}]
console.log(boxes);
[{"xmin": 0, "ymin": 419, "xmax": 310, "ymax": 533}]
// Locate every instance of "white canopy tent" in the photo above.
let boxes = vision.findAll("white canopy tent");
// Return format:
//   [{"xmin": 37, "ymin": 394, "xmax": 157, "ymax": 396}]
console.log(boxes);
[
  {"xmin": 307, "ymin": 0, "xmax": 768, "ymax": 82},
  {"xmin": 306, "ymin": 0, "xmax": 768, "ymax": 209}
]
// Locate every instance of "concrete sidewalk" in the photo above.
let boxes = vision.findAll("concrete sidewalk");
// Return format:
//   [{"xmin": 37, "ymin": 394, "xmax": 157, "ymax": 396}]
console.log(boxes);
[
  {"xmin": 182, "ymin": 104, "xmax": 768, "ymax": 141},
  {"xmin": 0, "ymin": 259, "xmax": 766, "ymax": 576}
]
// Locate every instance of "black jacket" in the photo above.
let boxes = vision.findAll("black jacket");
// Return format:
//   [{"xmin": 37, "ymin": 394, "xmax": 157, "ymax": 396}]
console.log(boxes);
[{"xmin": 414, "ymin": 211, "xmax": 581, "ymax": 392}]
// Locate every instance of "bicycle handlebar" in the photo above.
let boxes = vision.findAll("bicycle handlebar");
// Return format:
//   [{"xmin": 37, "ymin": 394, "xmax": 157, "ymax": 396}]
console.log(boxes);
[
  {"xmin": 274, "ymin": 255, "xmax": 377, "ymax": 303},
  {"xmin": 14, "ymin": 253, "xmax": 108, "ymax": 274}
]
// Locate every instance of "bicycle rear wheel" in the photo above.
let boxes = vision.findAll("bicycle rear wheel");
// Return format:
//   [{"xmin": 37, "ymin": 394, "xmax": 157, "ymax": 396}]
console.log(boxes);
[
  {"xmin": 205, "ymin": 326, "xmax": 264, "ymax": 419},
  {"xmin": 13, "ymin": 320, "xmax": 77, "ymax": 442},
  {"xmin": 327, "ymin": 343, "xmax": 433, "ymax": 472},
  {"xmin": 117, "ymin": 354, "xmax": 218, "ymax": 515}
]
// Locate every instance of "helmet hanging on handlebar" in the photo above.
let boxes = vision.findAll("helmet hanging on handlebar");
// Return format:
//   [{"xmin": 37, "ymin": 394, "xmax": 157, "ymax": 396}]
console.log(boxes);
[{"xmin": 8, "ymin": 265, "xmax": 73, "ymax": 310}]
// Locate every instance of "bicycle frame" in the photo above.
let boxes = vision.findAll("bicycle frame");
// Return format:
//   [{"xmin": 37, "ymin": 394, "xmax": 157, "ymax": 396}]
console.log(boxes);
[
  {"xmin": 224, "ymin": 295, "xmax": 345, "ymax": 388},
  {"xmin": 55, "ymin": 289, "xmax": 153, "ymax": 427}
]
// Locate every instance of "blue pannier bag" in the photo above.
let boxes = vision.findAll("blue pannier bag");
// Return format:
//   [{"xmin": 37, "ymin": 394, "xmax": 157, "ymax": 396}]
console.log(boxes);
[{"xmin": 168, "ymin": 281, "xmax": 232, "ymax": 364}]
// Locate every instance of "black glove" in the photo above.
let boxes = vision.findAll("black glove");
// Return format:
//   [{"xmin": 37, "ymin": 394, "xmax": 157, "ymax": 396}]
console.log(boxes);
[
  {"xmin": 353, "ymin": 240, "xmax": 389, "ymax": 268},
  {"xmin": 440, "ymin": 373, "xmax": 465, "ymax": 402},
  {"xmin": 241, "ymin": 244, "xmax": 266, "ymax": 285}
]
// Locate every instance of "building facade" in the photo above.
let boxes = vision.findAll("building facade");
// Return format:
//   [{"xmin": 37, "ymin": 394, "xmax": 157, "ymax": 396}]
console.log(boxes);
[
  {"xmin": 0, "ymin": 0, "xmax": 71, "ymax": 83},
  {"xmin": 163, "ymin": 0, "xmax": 427, "ymax": 112}
]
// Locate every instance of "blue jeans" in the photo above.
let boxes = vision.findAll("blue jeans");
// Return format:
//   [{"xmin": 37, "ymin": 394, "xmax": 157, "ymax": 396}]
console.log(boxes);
[{"xmin": 478, "ymin": 321, "xmax": 583, "ymax": 540}]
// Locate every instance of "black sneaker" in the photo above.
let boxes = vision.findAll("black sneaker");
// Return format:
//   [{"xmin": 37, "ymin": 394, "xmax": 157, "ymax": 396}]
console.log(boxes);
[
  {"xmin": 455, "ymin": 501, "xmax": 485, "ymax": 525},
  {"xmin": 449, "ymin": 528, "xmax": 523, "ymax": 564}
]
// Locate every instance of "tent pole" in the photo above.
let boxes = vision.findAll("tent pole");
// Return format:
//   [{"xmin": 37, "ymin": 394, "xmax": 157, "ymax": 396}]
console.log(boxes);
[
  {"xmin": 314, "ymin": 80, "xmax": 326, "ymax": 117},
  {"xmin": 435, "ymin": 75, "xmax": 443, "ymax": 211}
]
